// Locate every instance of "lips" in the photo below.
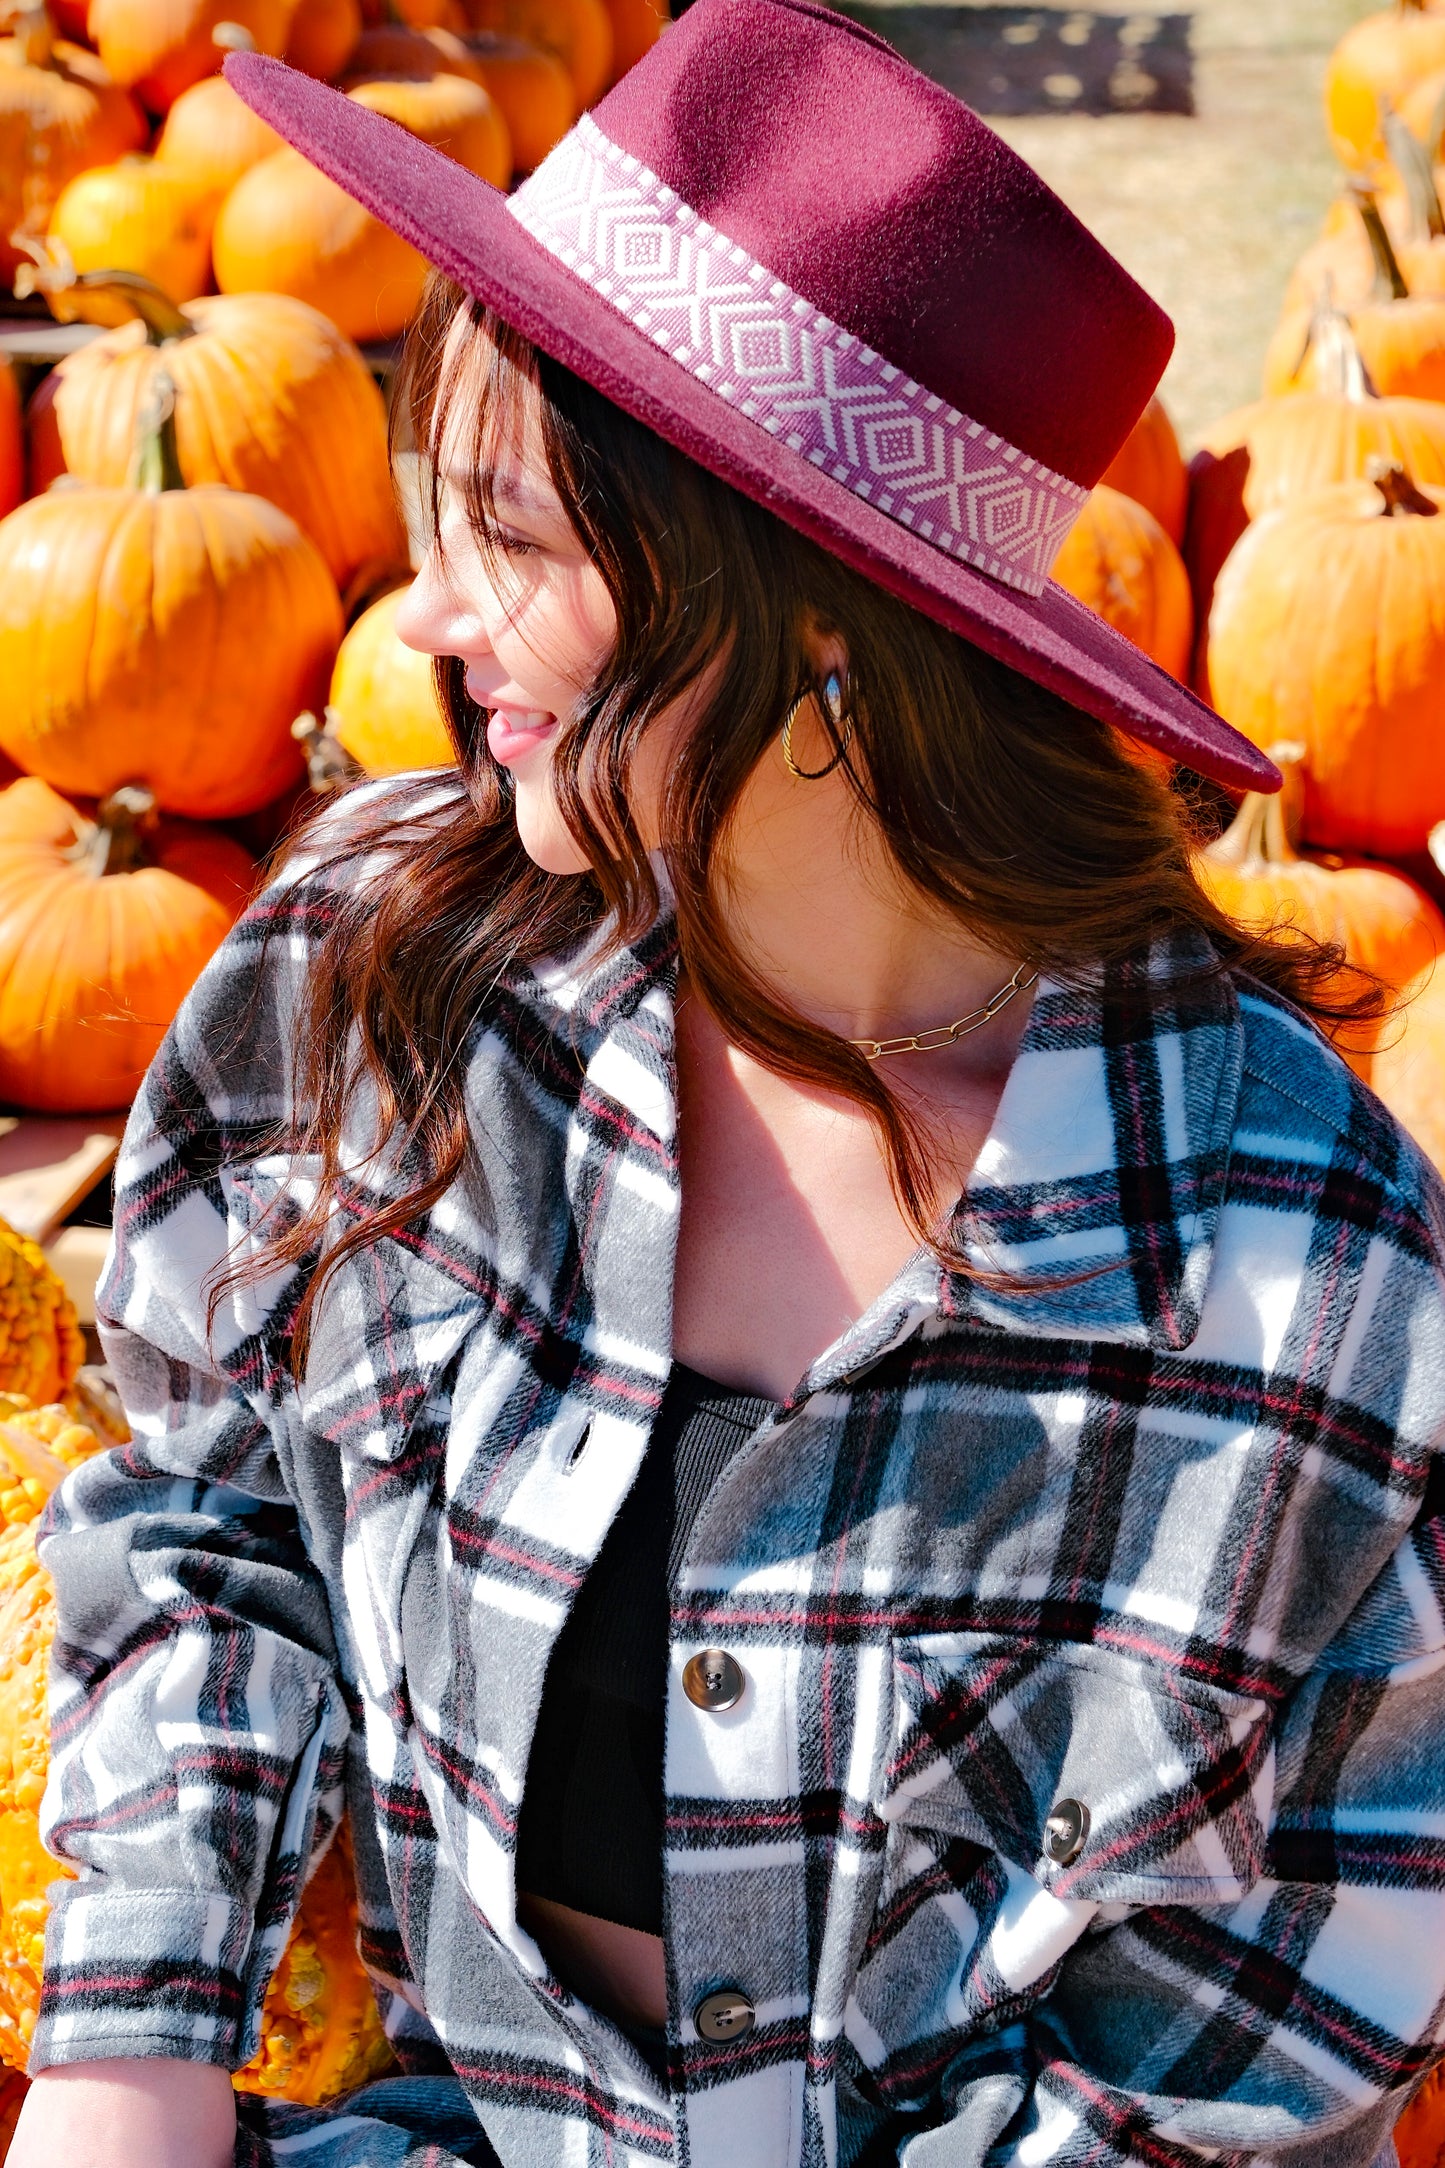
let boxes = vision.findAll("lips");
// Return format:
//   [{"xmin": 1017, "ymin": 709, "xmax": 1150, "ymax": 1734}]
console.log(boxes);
[{"xmin": 478, "ymin": 700, "xmax": 561, "ymax": 765}]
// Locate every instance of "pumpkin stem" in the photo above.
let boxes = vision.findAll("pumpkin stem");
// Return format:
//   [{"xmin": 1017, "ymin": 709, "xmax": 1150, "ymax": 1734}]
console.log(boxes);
[
  {"xmin": 292, "ymin": 710, "xmax": 364, "ymax": 796},
  {"xmin": 1384, "ymin": 106, "xmax": 1445, "ymax": 241},
  {"xmin": 4, "ymin": 3, "xmax": 55, "ymax": 66},
  {"xmin": 1352, "ymin": 182, "xmax": 1412, "ymax": 300},
  {"xmin": 1299, "ymin": 295, "xmax": 1379, "ymax": 401},
  {"xmin": 1206, "ymin": 742, "xmax": 1306, "ymax": 873},
  {"xmin": 11, "ymin": 235, "xmax": 193, "ymax": 343},
  {"xmin": 1369, "ymin": 456, "xmax": 1440, "ymax": 515},
  {"xmin": 131, "ymin": 371, "xmax": 186, "ymax": 493},
  {"xmin": 69, "ymin": 787, "xmax": 160, "ymax": 878}
]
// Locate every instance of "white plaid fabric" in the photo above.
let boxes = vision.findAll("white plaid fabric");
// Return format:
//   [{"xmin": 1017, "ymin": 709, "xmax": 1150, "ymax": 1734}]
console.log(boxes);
[{"xmin": 31, "ymin": 780, "xmax": 1445, "ymax": 2168}]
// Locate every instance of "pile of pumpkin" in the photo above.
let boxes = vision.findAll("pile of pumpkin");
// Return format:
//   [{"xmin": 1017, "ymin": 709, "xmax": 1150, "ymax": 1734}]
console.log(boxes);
[
  {"xmin": 0, "ymin": 259, "xmax": 456, "ymax": 1116},
  {"xmin": 1, "ymin": 0, "xmax": 661, "ymax": 344},
  {"xmin": 0, "ymin": 1217, "xmax": 394, "ymax": 2140},
  {"xmin": 1050, "ymin": 0, "xmax": 1445, "ymax": 1195}
]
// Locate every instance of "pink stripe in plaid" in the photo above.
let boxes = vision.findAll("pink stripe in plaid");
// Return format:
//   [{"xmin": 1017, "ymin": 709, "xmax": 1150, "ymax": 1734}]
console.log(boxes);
[{"xmin": 506, "ymin": 115, "xmax": 1090, "ymax": 597}]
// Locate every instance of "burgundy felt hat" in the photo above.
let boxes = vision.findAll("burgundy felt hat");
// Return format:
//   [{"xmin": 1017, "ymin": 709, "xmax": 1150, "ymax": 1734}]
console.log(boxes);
[{"xmin": 226, "ymin": 0, "xmax": 1278, "ymax": 793}]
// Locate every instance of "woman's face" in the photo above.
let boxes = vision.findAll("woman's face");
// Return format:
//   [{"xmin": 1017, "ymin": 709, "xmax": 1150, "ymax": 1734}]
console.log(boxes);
[{"xmin": 394, "ymin": 328, "xmax": 621, "ymax": 874}]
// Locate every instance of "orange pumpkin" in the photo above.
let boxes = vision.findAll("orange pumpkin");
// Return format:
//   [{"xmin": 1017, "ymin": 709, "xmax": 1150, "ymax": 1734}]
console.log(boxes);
[
  {"xmin": 1398, "ymin": 59, "xmax": 1445, "ymax": 150},
  {"xmin": 0, "ymin": 364, "xmax": 18, "ymax": 521},
  {"xmin": 0, "ymin": 376, "xmax": 341, "ymax": 821},
  {"xmin": 1050, "ymin": 484, "xmax": 1192, "ymax": 680},
  {"xmin": 1099, "ymin": 394, "xmax": 1187, "ymax": 546},
  {"xmin": 463, "ymin": 0, "xmax": 610, "ymax": 106},
  {"xmin": 1324, "ymin": 0, "xmax": 1445, "ymax": 173},
  {"xmin": 154, "ymin": 71, "xmax": 284, "ymax": 193},
  {"xmin": 1272, "ymin": 158, "xmax": 1445, "ymax": 400},
  {"xmin": 602, "ymin": 0, "xmax": 664, "ymax": 83},
  {"xmin": 1196, "ymin": 744, "xmax": 1444, "ymax": 1076},
  {"xmin": 27, "ymin": 278, "xmax": 407, "ymax": 594},
  {"xmin": 463, "ymin": 31, "xmax": 571, "ymax": 167},
  {"xmin": 284, "ymin": 0, "xmax": 362, "ymax": 76},
  {"xmin": 88, "ymin": 0, "xmax": 295, "ymax": 111},
  {"xmin": 360, "ymin": 0, "xmax": 465, "ymax": 28},
  {"xmin": 326, "ymin": 584, "xmax": 455, "ymax": 775},
  {"xmin": 0, "ymin": 779, "xmax": 254, "ymax": 1114},
  {"xmin": 213, "ymin": 145, "xmax": 430, "ymax": 340},
  {"xmin": 342, "ymin": 67, "xmax": 510, "ymax": 180},
  {"xmin": 1183, "ymin": 316, "xmax": 1445, "ymax": 697},
  {"xmin": 48, "ymin": 154, "xmax": 218, "ymax": 303},
  {"xmin": 0, "ymin": 9, "xmax": 146, "ymax": 285},
  {"xmin": 347, "ymin": 20, "xmax": 480, "ymax": 74},
  {"xmin": 1284, "ymin": 183, "xmax": 1445, "ymax": 318},
  {"xmin": 1208, "ymin": 463, "xmax": 1445, "ymax": 858}
]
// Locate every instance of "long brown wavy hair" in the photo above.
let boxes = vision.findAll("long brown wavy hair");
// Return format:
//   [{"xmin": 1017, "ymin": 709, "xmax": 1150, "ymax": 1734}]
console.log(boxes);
[{"xmin": 247, "ymin": 275, "xmax": 1384, "ymax": 1361}]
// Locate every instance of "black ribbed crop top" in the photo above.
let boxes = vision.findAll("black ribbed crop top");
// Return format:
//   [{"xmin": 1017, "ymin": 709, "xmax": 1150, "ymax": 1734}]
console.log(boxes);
[{"xmin": 514, "ymin": 1363, "xmax": 777, "ymax": 1935}]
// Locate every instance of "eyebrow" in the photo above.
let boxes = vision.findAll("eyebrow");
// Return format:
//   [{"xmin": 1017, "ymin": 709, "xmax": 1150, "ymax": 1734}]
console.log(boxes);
[{"xmin": 442, "ymin": 467, "xmax": 555, "ymax": 519}]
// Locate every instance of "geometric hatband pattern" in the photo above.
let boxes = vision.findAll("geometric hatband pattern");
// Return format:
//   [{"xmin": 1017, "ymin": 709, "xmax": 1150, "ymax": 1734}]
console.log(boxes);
[{"xmin": 508, "ymin": 116, "xmax": 1089, "ymax": 597}]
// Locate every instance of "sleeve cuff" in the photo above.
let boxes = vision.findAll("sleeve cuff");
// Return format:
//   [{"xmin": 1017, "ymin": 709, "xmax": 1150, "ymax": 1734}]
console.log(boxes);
[{"xmin": 29, "ymin": 1883, "xmax": 255, "ymax": 2074}]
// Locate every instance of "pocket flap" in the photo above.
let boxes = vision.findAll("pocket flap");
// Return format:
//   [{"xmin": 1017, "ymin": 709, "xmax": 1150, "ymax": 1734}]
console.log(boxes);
[{"xmin": 883, "ymin": 1632, "xmax": 1272, "ymax": 1905}]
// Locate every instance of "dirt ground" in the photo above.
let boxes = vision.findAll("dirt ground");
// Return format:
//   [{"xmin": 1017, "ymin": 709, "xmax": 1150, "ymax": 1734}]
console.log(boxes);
[{"xmin": 912, "ymin": 1, "xmax": 1379, "ymax": 448}]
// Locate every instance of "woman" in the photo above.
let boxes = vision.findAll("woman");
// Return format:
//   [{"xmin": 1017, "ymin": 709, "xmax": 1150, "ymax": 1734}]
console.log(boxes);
[{"xmin": 13, "ymin": 4, "xmax": 1445, "ymax": 2165}]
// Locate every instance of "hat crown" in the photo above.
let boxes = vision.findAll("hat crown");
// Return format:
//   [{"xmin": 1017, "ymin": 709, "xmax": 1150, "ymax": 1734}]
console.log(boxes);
[{"xmin": 592, "ymin": 0, "xmax": 1171, "ymax": 489}]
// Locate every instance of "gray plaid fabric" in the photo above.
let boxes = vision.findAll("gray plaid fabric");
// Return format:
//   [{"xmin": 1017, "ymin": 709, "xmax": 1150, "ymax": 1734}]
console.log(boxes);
[{"xmin": 31, "ymin": 780, "xmax": 1445, "ymax": 2167}]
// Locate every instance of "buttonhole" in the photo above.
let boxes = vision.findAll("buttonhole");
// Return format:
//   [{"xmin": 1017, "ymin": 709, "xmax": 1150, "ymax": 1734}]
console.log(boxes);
[{"xmin": 565, "ymin": 1425, "xmax": 591, "ymax": 1470}]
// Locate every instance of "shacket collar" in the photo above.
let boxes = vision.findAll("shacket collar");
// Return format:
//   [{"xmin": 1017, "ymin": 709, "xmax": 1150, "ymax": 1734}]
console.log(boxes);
[{"xmin": 525, "ymin": 916, "xmax": 1244, "ymax": 1368}]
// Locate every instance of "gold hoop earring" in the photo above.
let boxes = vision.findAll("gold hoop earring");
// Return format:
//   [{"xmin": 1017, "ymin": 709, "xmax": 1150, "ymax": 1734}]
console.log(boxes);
[{"xmin": 781, "ymin": 672, "xmax": 854, "ymax": 781}]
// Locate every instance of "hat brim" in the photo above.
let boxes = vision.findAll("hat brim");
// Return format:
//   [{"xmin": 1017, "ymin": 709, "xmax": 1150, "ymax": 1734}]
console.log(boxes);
[{"xmin": 227, "ymin": 53, "xmax": 1278, "ymax": 795}]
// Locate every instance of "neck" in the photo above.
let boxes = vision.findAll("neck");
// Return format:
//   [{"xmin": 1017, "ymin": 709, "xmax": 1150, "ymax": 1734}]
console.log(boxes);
[{"xmin": 703, "ymin": 721, "xmax": 1029, "ymax": 1075}]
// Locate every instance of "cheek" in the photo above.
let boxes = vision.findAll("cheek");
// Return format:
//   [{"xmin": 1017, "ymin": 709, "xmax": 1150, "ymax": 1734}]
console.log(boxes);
[{"xmin": 489, "ymin": 561, "xmax": 616, "ymax": 700}]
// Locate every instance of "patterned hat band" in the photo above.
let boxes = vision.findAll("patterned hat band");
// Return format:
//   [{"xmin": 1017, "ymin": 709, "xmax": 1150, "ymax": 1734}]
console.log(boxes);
[{"xmin": 506, "ymin": 115, "xmax": 1090, "ymax": 599}]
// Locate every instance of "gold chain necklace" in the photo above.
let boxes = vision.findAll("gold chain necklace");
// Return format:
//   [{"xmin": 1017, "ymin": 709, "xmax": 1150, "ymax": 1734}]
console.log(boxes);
[{"xmin": 849, "ymin": 962, "xmax": 1037, "ymax": 1061}]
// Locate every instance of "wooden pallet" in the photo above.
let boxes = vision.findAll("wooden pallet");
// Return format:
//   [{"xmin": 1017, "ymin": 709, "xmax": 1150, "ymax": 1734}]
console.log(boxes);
[{"xmin": 0, "ymin": 1116, "xmax": 122, "ymax": 1328}]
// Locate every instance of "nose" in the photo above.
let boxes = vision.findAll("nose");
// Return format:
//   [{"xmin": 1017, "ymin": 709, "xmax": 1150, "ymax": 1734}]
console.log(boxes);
[{"xmin": 394, "ymin": 546, "xmax": 488, "ymax": 661}]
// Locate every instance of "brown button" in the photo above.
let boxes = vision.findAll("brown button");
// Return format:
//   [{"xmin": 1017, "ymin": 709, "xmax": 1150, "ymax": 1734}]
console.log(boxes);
[
  {"xmin": 1043, "ymin": 1797, "xmax": 1090, "ymax": 1865},
  {"xmin": 694, "ymin": 1987, "xmax": 755, "ymax": 2043},
  {"xmin": 683, "ymin": 1648, "xmax": 745, "ymax": 1712}
]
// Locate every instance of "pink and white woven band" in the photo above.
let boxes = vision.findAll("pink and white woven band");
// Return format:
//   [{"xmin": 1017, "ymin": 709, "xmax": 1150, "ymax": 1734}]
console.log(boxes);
[{"xmin": 506, "ymin": 116, "xmax": 1089, "ymax": 597}]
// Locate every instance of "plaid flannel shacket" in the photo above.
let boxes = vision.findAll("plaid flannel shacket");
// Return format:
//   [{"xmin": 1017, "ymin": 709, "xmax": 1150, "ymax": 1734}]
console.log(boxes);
[{"xmin": 28, "ymin": 781, "xmax": 1445, "ymax": 2168}]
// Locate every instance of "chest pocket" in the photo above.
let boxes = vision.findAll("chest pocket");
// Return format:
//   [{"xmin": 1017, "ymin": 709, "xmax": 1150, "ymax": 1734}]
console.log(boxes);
[
  {"xmin": 297, "ymin": 1235, "xmax": 483, "ymax": 1466},
  {"xmin": 881, "ymin": 1632, "xmax": 1273, "ymax": 1906}
]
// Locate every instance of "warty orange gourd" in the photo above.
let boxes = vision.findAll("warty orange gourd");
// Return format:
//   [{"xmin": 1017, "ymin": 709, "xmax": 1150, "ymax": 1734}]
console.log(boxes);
[{"xmin": 0, "ymin": 7, "xmax": 146, "ymax": 285}]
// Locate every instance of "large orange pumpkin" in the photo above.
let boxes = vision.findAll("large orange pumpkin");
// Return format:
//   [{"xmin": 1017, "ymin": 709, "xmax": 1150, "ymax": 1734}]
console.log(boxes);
[
  {"xmin": 1195, "ymin": 744, "xmax": 1444, "ymax": 1076},
  {"xmin": 1397, "ymin": 2063, "xmax": 1445, "ymax": 2168},
  {"xmin": 1183, "ymin": 316, "xmax": 1445, "ymax": 696},
  {"xmin": 1208, "ymin": 463, "xmax": 1445, "ymax": 858},
  {"xmin": 0, "ymin": 779, "xmax": 255, "ymax": 1115},
  {"xmin": 326, "ymin": 583, "xmax": 455, "ymax": 775},
  {"xmin": 27, "ymin": 278, "xmax": 407, "ymax": 595},
  {"xmin": 154, "ymin": 70, "xmax": 285, "ymax": 193},
  {"xmin": 1324, "ymin": 0, "xmax": 1445, "ymax": 172},
  {"xmin": 0, "ymin": 1392, "xmax": 395, "ymax": 2107},
  {"xmin": 88, "ymin": 0, "xmax": 295, "ymax": 111},
  {"xmin": 601, "ymin": 0, "xmax": 663, "ymax": 83},
  {"xmin": 0, "ymin": 9, "xmax": 146, "ymax": 285},
  {"xmin": 284, "ymin": 0, "xmax": 362, "ymax": 77},
  {"xmin": 463, "ymin": 0, "xmax": 610, "ymax": 105},
  {"xmin": 0, "ymin": 365, "xmax": 18, "ymax": 522},
  {"xmin": 342, "ymin": 67, "xmax": 510, "ymax": 180},
  {"xmin": 48, "ymin": 154, "xmax": 218, "ymax": 303},
  {"xmin": 1099, "ymin": 393, "xmax": 1187, "ymax": 546},
  {"xmin": 0, "ymin": 376, "xmax": 341, "ymax": 821},
  {"xmin": 214, "ymin": 145, "xmax": 431, "ymax": 342},
  {"xmin": 1050, "ymin": 484, "xmax": 1192, "ymax": 680},
  {"xmin": 463, "ymin": 31, "xmax": 571, "ymax": 167}
]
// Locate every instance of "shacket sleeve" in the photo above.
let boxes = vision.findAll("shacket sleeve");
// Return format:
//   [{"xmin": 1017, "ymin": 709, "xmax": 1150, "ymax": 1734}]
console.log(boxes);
[{"xmin": 28, "ymin": 853, "xmax": 351, "ymax": 2077}]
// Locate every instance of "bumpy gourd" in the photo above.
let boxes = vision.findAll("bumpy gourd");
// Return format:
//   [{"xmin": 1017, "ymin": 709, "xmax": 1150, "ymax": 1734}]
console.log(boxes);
[{"xmin": 0, "ymin": 1231, "xmax": 83, "ymax": 1413}]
